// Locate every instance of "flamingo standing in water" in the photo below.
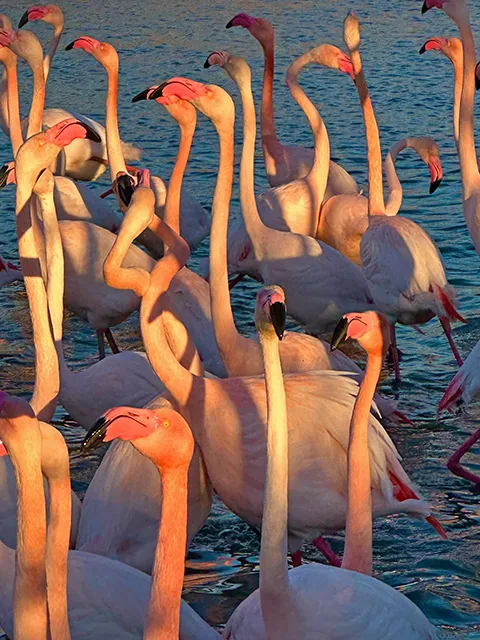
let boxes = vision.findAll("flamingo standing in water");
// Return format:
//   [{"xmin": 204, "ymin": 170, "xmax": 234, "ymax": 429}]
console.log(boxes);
[
  {"xmin": 0, "ymin": 392, "xmax": 219, "ymax": 640},
  {"xmin": 223, "ymin": 302, "xmax": 438, "ymax": 639},
  {"xmin": 225, "ymin": 12, "xmax": 358, "ymax": 195},
  {"xmin": 93, "ymin": 75, "xmax": 446, "ymax": 567},
  {"xmin": 16, "ymin": 3, "xmax": 141, "ymax": 180},
  {"xmin": 66, "ymin": 35, "xmax": 209, "ymax": 254},
  {"xmin": 341, "ymin": 11, "xmax": 463, "ymax": 379}
]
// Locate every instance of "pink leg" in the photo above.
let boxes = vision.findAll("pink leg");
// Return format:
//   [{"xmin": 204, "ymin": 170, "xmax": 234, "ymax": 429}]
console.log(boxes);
[
  {"xmin": 389, "ymin": 323, "xmax": 401, "ymax": 382},
  {"xmin": 312, "ymin": 536, "xmax": 341, "ymax": 567},
  {"xmin": 96, "ymin": 330, "xmax": 106, "ymax": 361},
  {"xmin": 447, "ymin": 427, "xmax": 480, "ymax": 491},
  {"xmin": 290, "ymin": 550, "xmax": 302, "ymax": 567},
  {"xmin": 439, "ymin": 317, "xmax": 463, "ymax": 367},
  {"xmin": 105, "ymin": 328, "xmax": 120, "ymax": 355}
]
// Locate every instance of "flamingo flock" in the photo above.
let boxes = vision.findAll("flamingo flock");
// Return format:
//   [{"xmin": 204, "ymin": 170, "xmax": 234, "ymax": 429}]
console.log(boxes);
[{"xmin": 0, "ymin": 1, "xmax": 478, "ymax": 638}]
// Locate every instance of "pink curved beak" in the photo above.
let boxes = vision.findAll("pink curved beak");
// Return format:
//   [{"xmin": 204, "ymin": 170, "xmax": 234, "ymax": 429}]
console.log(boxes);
[
  {"xmin": 338, "ymin": 53, "xmax": 355, "ymax": 81},
  {"xmin": 438, "ymin": 370, "xmax": 464, "ymax": 414},
  {"xmin": 428, "ymin": 156, "xmax": 443, "ymax": 194}
]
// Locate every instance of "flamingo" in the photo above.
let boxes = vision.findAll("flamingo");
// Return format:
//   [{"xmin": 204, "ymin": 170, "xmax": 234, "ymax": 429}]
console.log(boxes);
[
  {"xmin": 225, "ymin": 12, "xmax": 358, "ymax": 196},
  {"xmin": 138, "ymin": 73, "xmax": 375, "ymax": 335},
  {"xmin": 419, "ymin": 36, "xmax": 463, "ymax": 156},
  {"xmin": 205, "ymin": 47, "xmax": 355, "ymax": 239},
  {"xmin": 341, "ymin": 11, "xmax": 463, "ymax": 380},
  {"xmin": 66, "ymin": 35, "xmax": 210, "ymax": 254},
  {"xmin": 0, "ymin": 392, "xmax": 220, "ymax": 640},
  {"xmin": 0, "ymin": 252, "xmax": 22, "ymax": 286},
  {"xmin": 16, "ymin": 3, "xmax": 141, "ymax": 181},
  {"xmin": 223, "ymin": 304, "xmax": 438, "ymax": 639},
  {"xmin": 89, "ymin": 77, "xmax": 447, "ymax": 566},
  {"xmin": 26, "ymin": 138, "xmax": 212, "ymax": 573}
]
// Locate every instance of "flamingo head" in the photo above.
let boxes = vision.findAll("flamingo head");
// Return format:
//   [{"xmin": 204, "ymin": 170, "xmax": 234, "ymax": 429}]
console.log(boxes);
[
  {"xmin": 331, "ymin": 311, "xmax": 390, "ymax": 357},
  {"xmin": 0, "ymin": 28, "xmax": 44, "ymax": 67},
  {"xmin": 44, "ymin": 117, "xmax": 101, "ymax": 147},
  {"xmin": 421, "ymin": 0, "xmax": 468, "ymax": 22},
  {"xmin": 132, "ymin": 82, "xmax": 198, "ymax": 126},
  {"xmin": 256, "ymin": 285, "xmax": 286, "ymax": 341},
  {"xmin": 438, "ymin": 369, "xmax": 465, "ymax": 414},
  {"xmin": 0, "ymin": 161, "xmax": 16, "ymax": 189},
  {"xmin": 410, "ymin": 137, "xmax": 443, "ymax": 193},
  {"xmin": 81, "ymin": 406, "xmax": 194, "ymax": 468},
  {"xmin": 226, "ymin": 13, "xmax": 273, "ymax": 45},
  {"xmin": 300, "ymin": 44, "xmax": 355, "ymax": 80},
  {"xmin": 343, "ymin": 11, "xmax": 360, "ymax": 53},
  {"xmin": 0, "ymin": 392, "xmax": 37, "ymax": 457},
  {"xmin": 204, "ymin": 50, "xmax": 230, "ymax": 69},
  {"xmin": 65, "ymin": 36, "xmax": 117, "ymax": 67},
  {"xmin": 18, "ymin": 4, "xmax": 63, "ymax": 29}
]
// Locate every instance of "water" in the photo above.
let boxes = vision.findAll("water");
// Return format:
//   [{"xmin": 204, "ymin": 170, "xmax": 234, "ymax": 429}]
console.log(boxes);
[{"xmin": 0, "ymin": 0, "xmax": 479, "ymax": 636}]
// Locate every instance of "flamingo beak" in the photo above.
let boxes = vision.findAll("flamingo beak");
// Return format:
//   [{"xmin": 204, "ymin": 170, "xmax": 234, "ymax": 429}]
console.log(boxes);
[
  {"xmin": 204, "ymin": 56, "xmax": 212, "ymax": 69},
  {"xmin": 421, "ymin": 0, "xmax": 431, "ymax": 13},
  {"xmin": 81, "ymin": 122, "xmax": 102, "ymax": 143},
  {"xmin": 475, "ymin": 62, "xmax": 480, "ymax": 90},
  {"xmin": 225, "ymin": 19, "xmax": 234, "ymax": 28},
  {"xmin": 330, "ymin": 316, "xmax": 349, "ymax": 351},
  {"xmin": 419, "ymin": 43, "xmax": 427, "ymax": 54},
  {"xmin": 81, "ymin": 415, "xmax": 110, "ymax": 454},
  {"xmin": 131, "ymin": 88, "xmax": 151, "ymax": 103},
  {"xmin": 18, "ymin": 10, "xmax": 30, "ymax": 28},
  {"xmin": 114, "ymin": 173, "xmax": 135, "ymax": 207},
  {"xmin": 0, "ymin": 163, "xmax": 13, "ymax": 190},
  {"xmin": 428, "ymin": 158, "xmax": 443, "ymax": 194},
  {"xmin": 270, "ymin": 301, "xmax": 286, "ymax": 340}
]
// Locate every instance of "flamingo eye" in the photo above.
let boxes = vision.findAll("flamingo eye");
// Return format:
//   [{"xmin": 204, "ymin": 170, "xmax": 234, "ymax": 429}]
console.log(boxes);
[{"xmin": 162, "ymin": 420, "xmax": 169, "ymax": 428}]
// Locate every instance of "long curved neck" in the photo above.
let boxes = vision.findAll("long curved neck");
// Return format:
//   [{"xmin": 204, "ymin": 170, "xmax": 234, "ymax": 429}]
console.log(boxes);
[
  {"xmin": 258, "ymin": 330, "xmax": 291, "ymax": 629},
  {"xmin": 350, "ymin": 48, "xmax": 385, "ymax": 215},
  {"xmin": 259, "ymin": 34, "xmax": 284, "ymax": 166},
  {"xmin": 43, "ymin": 23, "xmax": 63, "ymax": 83},
  {"xmin": 341, "ymin": 349, "xmax": 382, "ymax": 576},
  {"xmin": 145, "ymin": 463, "xmax": 189, "ymax": 639},
  {"xmin": 209, "ymin": 115, "xmax": 245, "ymax": 369},
  {"xmin": 455, "ymin": 11, "xmax": 480, "ymax": 194},
  {"xmin": 163, "ymin": 120, "xmax": 195, "ymax": 234},
  {"xmin": 105, "ymin": 61, "xmax": 127, "ymax": 178},
  {"xmin": 26, "ymin": 59, "xmax": 45, "ymax": 138},
  {"xmin": 41, "ymin": 428, "xmax": 72, "ymax": 640},
  {"xmin": 15, "ymin": 174, "xmax": 59, "ymax": 421},
  {"xmin": 4, "ymin": 56, "xmax": 23, "ymax": 155},
  {"xmin": 384, "ymin": 138, "xmax": 407, "ymax": 216},
  {"xmin": 287, "ymin": 54, "xmax": 329, "ymax": 208},
  {"xmin": 9, "ymin": 424, "xmax": 48, "ymax": 640},
  {"xmin": 237, "ymin": 72, "xmax": 265, "ymax": 241}
]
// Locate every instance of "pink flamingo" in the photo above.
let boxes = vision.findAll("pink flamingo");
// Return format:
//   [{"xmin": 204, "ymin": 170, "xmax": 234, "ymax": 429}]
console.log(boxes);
[
  {"xmin": 343, "ymin": 11, "xmax": 464, "ymax": 380},
  {"xmin": 15, "ymin": 3, "xmax": 141, "ymax": 181},
  {"xmin": 66, "ymin": 35, "xmax": 209, "ymax": 254},
  {"xmin": 0, "ymin": 391, "xmax": 219, "ymax": 639},
  {"xmin": 225, "ymin": 12, "xmax": 358, "ymax": 196},
  {"xmin": 223, "ymin": 304, "xmax": 438, "ymax": 639}
]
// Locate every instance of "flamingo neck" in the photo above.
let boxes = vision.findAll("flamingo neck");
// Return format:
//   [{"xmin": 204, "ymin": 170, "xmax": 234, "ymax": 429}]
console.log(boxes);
[
  {"xmin": 237, "ymin": 72, "xmax": 265, "ymax": 244},
  {"xmin": 15, "ymin": 177, "xmax": 59, "ymax": 422},
  {"xmin": 451, "ymin": 54, "xmax": 462, "ymax": 155},
  {"xmin": 384, "ymin": 138, "xmax": 407, "ymax": 215},
  {"xmin": 43, "ymin": 22, "xmax": 63, "ymax": 82},
  {"xmin": 42, "ymin": 435, "xmax": 72, "ymax": 640},
  {"xmin": 341, "ymin": 349, "xmax": 382, "ymax": 576},
  {"xmin": 9, "ymin": 424, "xmax": 48, "ymax": 640},
  {"xmin": 145, "ymin": 465, "xmax": 189, "ymax": 639},
  {"xmin": 105, "ymin": 62, "xmax": 127, "ymax": 178},
  {"xmin": 164, "ymin": 119, "xmax": 195, "ymax": 234},
  {"xmin": 287, "ymin": 54, "xmax": 330, "ymax": 222},
  {"xmin": 350, "ymin": 50, "xmax": 385, "ymax": 215},
  {"xmin": 0, "ymin": 70, "xmax": 9, "ymax": 136},
  {"xmin": 26, "ymin": 60, "xmax": 45, "ymax": 138},
  {"xmin": 258, "ymin": 331, "xmax": 290, "ymax": 620},
  {"xmin": 455, "ymin": 13, "xmax": 480, "ymax": 193},
  {"xmin": 260, "ymin": 36, "xmax": 283, "ymax": 167},
  {"xmin": 5, "ymin": 57, "xmax": 23, "ymax": 155},
  {"xmin": 209, "ymin": 115, "xmax": 244, "ymax": 370}
]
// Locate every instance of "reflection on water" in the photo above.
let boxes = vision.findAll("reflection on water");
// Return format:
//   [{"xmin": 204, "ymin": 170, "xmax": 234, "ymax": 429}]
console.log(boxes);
[{"xmin": 0, "ymin": 0, "xmax": 479, "ymax": 637}]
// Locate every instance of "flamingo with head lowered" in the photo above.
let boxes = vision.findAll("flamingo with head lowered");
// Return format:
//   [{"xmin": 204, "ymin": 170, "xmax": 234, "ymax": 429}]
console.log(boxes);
[
  {"xmin": 15, "ymin": 3, "xmax": 142, "ymax": 181},
  {"xmin": 225, "ymin": 12, "xmax": 358, "ymax": 197}
]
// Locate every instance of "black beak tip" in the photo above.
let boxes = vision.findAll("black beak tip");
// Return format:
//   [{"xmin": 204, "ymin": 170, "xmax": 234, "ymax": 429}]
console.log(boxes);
[
  {"xmin": 203, "ymin": 59, "xmax": 211, "ymax": 69},
  {"xmin": 80, "ymin": 416, "xmax": 108, "ymax": 455},
  {"xmin": 65, "ymin": 41, "xmax": 75, "ymax": 51},
  {"xmin": 475, "ymin": 72, "xmax": 480, "ymax": 91},
  {"xmin": 225, "ymin": 19, "xmax": 234, "ymax": 28},
  {"xmin": 0, "ymin": 164, "xmax": 11, "ymax": 190},
  {"xmin": 429, "ymin": 178, "xmax": 442, "ymax": 194},
  {"xmin": 82, "ymin": 124, "xmax": 101, "ymax": 143},
  {"xmin": 270, "ymin": 301, "xmax": 286, "ymax": 342},
  {"xmin": 18, "ymin": 11, "xmax": 29, "ymax": 29},
  {"xmin": 131, "ymin": 88, "xmax": 149, "ymax": 103},
  {"xmin": 330, "ymin": 317, "xmax": 349, "ymax": 352},
  {"xmin": 419, "ymin": 44, "xmax": 427, "ymax": 55},
  {"xmin": 421, "ymin": 1, "xmax": 430, "ymax": 14}
]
